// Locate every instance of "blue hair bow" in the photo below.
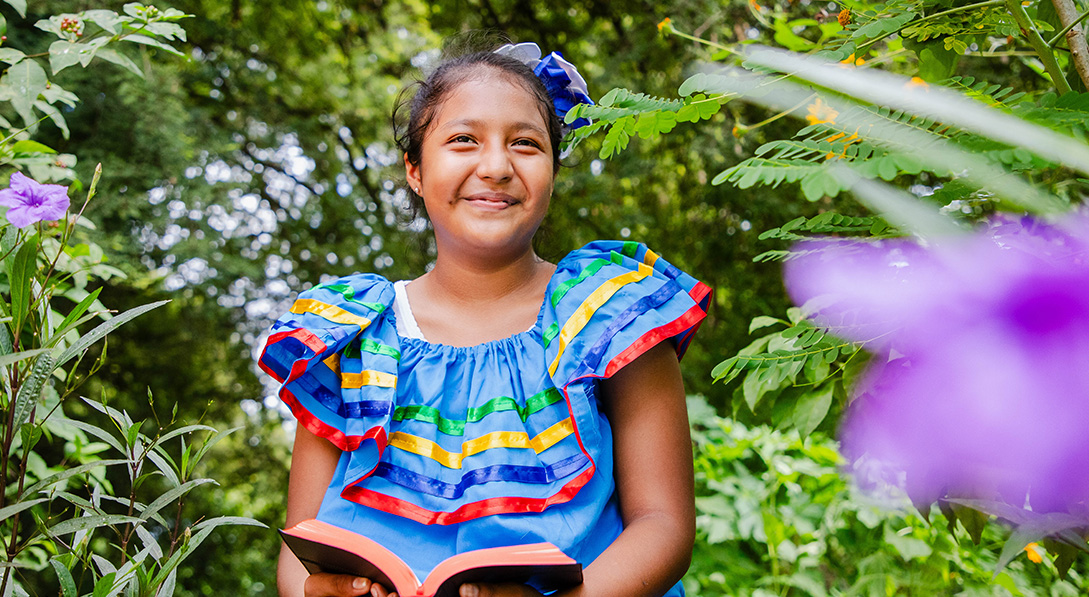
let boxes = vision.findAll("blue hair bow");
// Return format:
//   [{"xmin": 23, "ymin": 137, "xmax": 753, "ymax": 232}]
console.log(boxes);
[{"xmin": 495, "ymin": 43, "xmax": 594, "ymax": 130}]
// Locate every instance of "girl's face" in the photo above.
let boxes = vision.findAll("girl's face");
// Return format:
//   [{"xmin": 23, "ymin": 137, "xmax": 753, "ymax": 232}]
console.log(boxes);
[{"xmin": 405, "ymin": 71, "xmax": 555, "ymax": 262}]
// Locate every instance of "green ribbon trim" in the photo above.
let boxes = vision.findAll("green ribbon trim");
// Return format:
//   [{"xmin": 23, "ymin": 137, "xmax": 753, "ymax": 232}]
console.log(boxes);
[
  {"xmin": 542, "ymin": 252, "xmax": 629, "ymax": 348},
  {"xmin": 316, "ymin": 283, "xmax": 387, "ymax": 314},
  {"xmin": 392, "ymin": 387, "xmax": 564, "ymax": 436},
  {"xmin": 343, "ymin": 338, "xmax": 401, "ymax": 361}
]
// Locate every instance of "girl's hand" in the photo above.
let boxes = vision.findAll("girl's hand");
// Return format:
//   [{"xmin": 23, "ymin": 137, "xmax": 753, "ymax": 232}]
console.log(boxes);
[
  {"xmin": 458, "ymin": 583, "xmax": 542, "ymax": 597},
  {"xmin": 304, "ymin": 574, "xmax": 395, "ymax": 597}
]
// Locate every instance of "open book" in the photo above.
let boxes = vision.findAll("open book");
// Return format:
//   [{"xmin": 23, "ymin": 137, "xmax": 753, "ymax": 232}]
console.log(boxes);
[{"xmin": 281, "ymin": 519, "xmax": 584, "ymax": 597}]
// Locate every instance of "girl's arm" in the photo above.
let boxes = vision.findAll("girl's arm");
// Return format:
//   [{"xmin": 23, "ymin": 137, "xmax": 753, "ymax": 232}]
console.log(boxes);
[
  {"xmin": 462, "ymin": 342, "xmax": 695, "ymax": 597},
  {"xmin": 279, "ymin": 426, "xmax": 378, "ymax": 597}
]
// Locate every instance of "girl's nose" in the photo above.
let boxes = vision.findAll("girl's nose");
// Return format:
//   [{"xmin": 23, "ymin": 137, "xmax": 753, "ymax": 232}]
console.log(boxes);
[{"xmin": 476, "ymin": 142, "xmax": 513, "ymax": 182}]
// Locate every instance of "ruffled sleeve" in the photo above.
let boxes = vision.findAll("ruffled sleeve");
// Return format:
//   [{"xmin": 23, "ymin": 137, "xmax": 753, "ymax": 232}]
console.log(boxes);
[
  {"xmin": 542, "ymin": 241, "xmax": 711, "ymax": 387},
  {"xmin": 259, "ymin": 274, "xmax": 400, "ymax": 478}
]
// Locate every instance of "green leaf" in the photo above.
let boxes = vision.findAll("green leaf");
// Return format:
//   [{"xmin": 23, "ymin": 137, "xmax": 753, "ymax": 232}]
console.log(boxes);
[
  {"xmin": 142, "ymin": 21, "xmax": 187, "ymax": 41},
  {"xmin": 1, "ymin": 0, "xmax": 25, "ymax": 18},
  {"xmin": 0, "ymin": 497, "xmax": 48, "ymax": 523},
  {"xmin": 0, "ymin": 348, "xmax": 49, "ymax": 369},
  {"xmin": 52, "ymin": 419, "xmax": 125, "ymax": 455},
  {"xmin": 748, "ymin": 316, "xmax": 785, "ymax": 334},
  {"xmin": 144, "ymin": 448, "xmax": 181, "ymax": 486},
  {"xmin": 1042, "ymin": 537, "xmax": 1078, "ymax": 579},
  {"xmin": 150, "ymin": 423, "xmax": 217, "ymax": 448},
  {"xmin": 883, "ymin": 524, "xmax": 933, "ymax": 561},
  {"xmin": 19, "ymin": 459, "xmax": 127, "ymax": 499},
  {"xmin": 11, "ymin": 352, "xmax": 55, "ymax": 429},
  {"xmin": 0, "ymin": 48, "xmax": 24, "ymax": 65},
  {"xmin": 93, "ymin": 572, "xmax": 118, "ymax": 597},
  {"xmin": 46, "ymin": 514, "xmax": 141, "ymax": 536},
  {"xmin": 149, "ymin": 521, "xmax": 226, "ymax": 588},
  {"xmin": 191, "ymin": 515, "xmax": 267, "ymax": 531},
  {"xmin": 905, "ymin": 38, "xmax": 959, "ymax": 82},
  {"xmin": 995, "ymin": 527, "xmax": 1039, "ymax": 573},
  {"xmin": 50, "ymin": 286, "xmax": 103, "ymax": 344},
  {"xmin": 83, "ymin": 9, "xmax": 123, "ymax": 34},
  {"xmin": 10, "ymin": 140, "xmax": 56, "ymax": 156},
  {"xmin": 950, "ymin": 502, "xmax": 987, "ymax": 544},
  {"xmin": 49, "ymin": 558, "xmax": 78, "ymax": 597},
  {"xmin": 3, "ymin": 58, "xmax": 48, "ymax": 127},
  {"xmin": 120, "ymin": 34, "xmax": 185, "ymax": 57},
  {"xmin": 786, "ymin": 385, "xmax": 834, "ymax": 436},
  {"xmin": 55, "ymin": 299, "xmax": 170, "ymax": 368},
  {"xmin": 19, "ymin": 421, "xmax": 42, "ymax": 452},
  {"xmin": 189, "ymin": 426, "xmax": 240, "ymax": 471},
  {"xmin": 7, "ymin": 235, "xmax": 38, "ymax": 330},
  {"xmin": 93, "ymin": 48, "xmax": 143, "ymax": 77},
  {"xmin": 138, "ymin": 478, "xmax": 216, "ymax": 522},
  {"xmin": 48, "ymin": 40, "xmax": 85, "ymax": 75}
]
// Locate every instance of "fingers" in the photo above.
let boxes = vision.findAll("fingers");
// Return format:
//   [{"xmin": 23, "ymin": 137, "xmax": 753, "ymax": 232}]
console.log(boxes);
[
  {"xmin": 369, "ymin": 580, "xmax": 395, "ymax": 597},
  {"xmin": 460, "ymin": 583, "xmax": 539, "ymax": 597},
  {"xmin": 303, "ymin": 573, "xmax": 372, "ymax": 597}
]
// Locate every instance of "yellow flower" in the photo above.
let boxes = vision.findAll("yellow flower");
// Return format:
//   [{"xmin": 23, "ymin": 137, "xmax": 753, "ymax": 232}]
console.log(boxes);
[
  {"xmin": 837, "ymin": 9, "xmax": 852, "ymax": 27},
  {"xmin": 906, "ymin": 76, "xmax": 930, "ymax": 90},
  {"xmin": 806, "ymin": 98, "xmax": 838, "ymax": 125},
  {"xmin": 657, "ymin": 17, "xmax": 672, "ymax": 32},
  {"xmin": 1024, "ymin": 543, "xmax": 1043, "ymax": 563},
  {"xmin": 839, "ymin": 53, "xmax": 865, "ymax": 67}
]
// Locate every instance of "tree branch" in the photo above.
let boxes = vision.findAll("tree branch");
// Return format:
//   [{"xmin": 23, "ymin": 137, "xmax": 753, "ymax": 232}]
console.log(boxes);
[
  {"xmin": 1049, "ymin": 0, "xmax": 1089, "ymax": 90},
  {"xmin": 336, "ymin": 135, "xmax": 382, "ymax": 207},
  {"xmin": 238, "ymin": 142, "xmax": 322, "ymax": 199},
  {"xmin": 1006, "ymin": 0, "xmax": 1073, "ymax": 94}
]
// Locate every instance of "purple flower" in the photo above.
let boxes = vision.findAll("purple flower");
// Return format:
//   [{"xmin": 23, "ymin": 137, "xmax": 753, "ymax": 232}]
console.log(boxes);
[
  {"xmin": 785, "ymin": 217, "xmax": 1089, "ymax": 514},
  {"xmin": 0, "ymin": 172, "xmax": 71, "ymax": 228}
]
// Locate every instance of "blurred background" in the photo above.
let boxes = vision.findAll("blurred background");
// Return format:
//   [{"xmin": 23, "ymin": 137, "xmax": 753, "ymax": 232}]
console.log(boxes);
[{"xmin": 9, "ymin": 0, "xmax": 1088, "ymax": 594}]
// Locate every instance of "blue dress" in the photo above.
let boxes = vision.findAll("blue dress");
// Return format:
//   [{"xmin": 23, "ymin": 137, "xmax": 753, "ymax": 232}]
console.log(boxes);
[{"xmin": 260, "ymin": 241, "xmax": 710, "ymax": 594}]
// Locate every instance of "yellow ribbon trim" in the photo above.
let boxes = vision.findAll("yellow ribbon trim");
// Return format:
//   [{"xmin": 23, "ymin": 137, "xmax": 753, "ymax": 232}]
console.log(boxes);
[
  {"xmin": 642, "ymin": 247, "xmax": 660, "ymax": 268},
  {"xmin": 548, "ymin": 264, "xmax": 653, "ymax": 376},
  {"xmin": 323, "ymin": 353, "xmax": 340, "ymax": 373},
  {"xmin": 291, "ymin": 298, "xmax": 372, "ymax": 328},
  {"xmin": 388, "ymin": 417, "xmax": 575, "ymax": 469},
  {"xmin": 342, "ymin": 370, "xmax": 397, "ymax": 388}
]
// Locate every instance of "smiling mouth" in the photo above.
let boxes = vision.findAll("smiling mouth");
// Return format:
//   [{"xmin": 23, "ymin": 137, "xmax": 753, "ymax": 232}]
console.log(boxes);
[{"xmin": 464, "ymin": 193, "xmax": 519, "ymax": 206}]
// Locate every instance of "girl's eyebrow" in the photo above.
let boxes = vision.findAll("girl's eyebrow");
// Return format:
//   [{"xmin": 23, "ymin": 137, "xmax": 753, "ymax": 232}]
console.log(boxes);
[{"xmin": 441, "ymin": 118, "xmax": 547, "ymax": 137}]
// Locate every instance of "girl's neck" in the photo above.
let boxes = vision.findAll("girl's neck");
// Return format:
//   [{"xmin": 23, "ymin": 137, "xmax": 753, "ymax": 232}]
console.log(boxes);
[
  {"xmin": 424, "ymin": 245, "xmax": 551, "ymax": 303},
  {"xmin": 407, "ymin": 246, "xmax": 556, "ymax": 346}
]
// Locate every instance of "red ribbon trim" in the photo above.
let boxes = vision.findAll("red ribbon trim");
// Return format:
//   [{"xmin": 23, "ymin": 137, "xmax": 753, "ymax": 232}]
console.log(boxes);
[{"xmin": 340, "ymin": 465, "xmax": 596, "ymax": 525}]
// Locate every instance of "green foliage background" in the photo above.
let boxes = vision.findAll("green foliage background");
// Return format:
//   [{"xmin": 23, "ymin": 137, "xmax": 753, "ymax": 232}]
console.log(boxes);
[{"xmin": 6, "ymin": 0, "xmax": 1088, "ymax": 594}]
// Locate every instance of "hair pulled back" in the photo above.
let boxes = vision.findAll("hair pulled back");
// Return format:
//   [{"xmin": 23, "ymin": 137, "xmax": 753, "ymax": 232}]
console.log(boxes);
[{"xmin": 393, "ymin": 36, "xmax": 564, "ymax": 214}]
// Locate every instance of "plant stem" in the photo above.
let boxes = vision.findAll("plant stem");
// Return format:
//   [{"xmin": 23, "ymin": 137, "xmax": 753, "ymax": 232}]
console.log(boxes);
[
  {"xmin": 663, "ymin": 24, "xmax": 741, "ymax": 57},
  {"xmin": 736, "ymin": 93, "xmax": 817, "ymax": 132},
  {"xmin": 1006, "ymin": 0, "xmax": 1074, "ymax": 94},
  {"xmin": 1048, "ymin": 0, "xmax": 1089, "ymax": 89}
]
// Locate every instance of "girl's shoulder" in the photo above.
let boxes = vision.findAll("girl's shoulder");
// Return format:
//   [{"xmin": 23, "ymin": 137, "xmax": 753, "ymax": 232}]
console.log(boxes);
[
  {"xmin": 543, "ymin": 240, "xmax": 712, "ymax": 385},
  {"xmin": 294, "ymin": 272, "xmax": 396, "ymax": 310}
]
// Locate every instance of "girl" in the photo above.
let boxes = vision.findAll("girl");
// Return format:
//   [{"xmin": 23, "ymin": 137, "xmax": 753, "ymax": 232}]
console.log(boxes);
[{"xmin": 262, "ymin": 41, "xmax": 711, "ymax": 597}]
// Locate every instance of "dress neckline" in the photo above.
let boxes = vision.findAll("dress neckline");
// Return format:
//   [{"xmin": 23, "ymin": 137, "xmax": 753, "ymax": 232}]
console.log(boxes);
[{"xmin": 389, "ymin": 279, "xmax": 548, "ymax": 351}]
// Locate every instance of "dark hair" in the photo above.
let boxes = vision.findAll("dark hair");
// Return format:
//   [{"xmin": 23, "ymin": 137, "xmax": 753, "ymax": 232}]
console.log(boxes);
[{"xmin": 393, "ymin": 37, "xmax": 563, "ymax": 215}]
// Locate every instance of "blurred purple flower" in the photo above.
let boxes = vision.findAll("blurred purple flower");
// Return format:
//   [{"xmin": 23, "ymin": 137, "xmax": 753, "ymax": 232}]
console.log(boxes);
[
  {"xmin": 785, "ymin": 216, "xmax": 1089, "ymax": 513},
  {"xmin": 0, "ymin": 172, "xmax": 71, "ymax": 228}
]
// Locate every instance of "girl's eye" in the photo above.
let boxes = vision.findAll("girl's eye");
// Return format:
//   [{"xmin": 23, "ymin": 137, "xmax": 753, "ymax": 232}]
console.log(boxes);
[
  {"xmin": 513, "ymin": 139, "xmax": 542, "ymax": 149},
  {"xmin": 450, "ymin": 135, "xmax": 475, "ymax": 144}
]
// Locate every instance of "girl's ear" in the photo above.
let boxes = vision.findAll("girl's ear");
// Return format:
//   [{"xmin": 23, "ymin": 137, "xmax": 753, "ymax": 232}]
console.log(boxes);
[{"xmin": 405, "ymin": 153, "xmax": 421, "ymax": 194}]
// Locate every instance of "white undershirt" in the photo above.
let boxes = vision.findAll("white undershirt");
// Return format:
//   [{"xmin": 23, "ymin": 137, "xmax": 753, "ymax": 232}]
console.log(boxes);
[
  {"xmin": 392, "ymin": 280, "xmax": 426, "ymax": 340},
  {"xmin": 391, "ymin": 279, "xmax": 537, "ymax": 343}
]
